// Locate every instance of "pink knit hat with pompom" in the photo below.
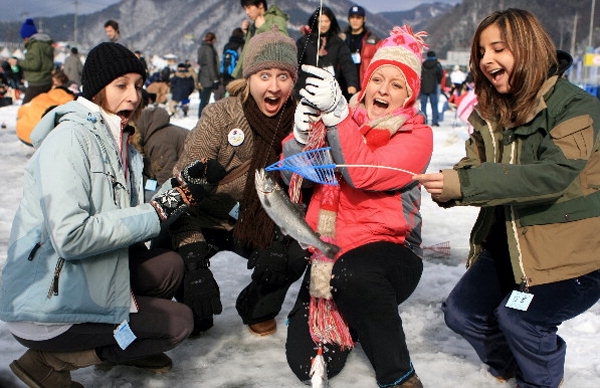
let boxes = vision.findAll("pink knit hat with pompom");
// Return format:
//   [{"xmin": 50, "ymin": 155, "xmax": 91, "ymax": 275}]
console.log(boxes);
[{"xmin": 357, "ymin": 25, "xmax": 428, "ymax": 107}]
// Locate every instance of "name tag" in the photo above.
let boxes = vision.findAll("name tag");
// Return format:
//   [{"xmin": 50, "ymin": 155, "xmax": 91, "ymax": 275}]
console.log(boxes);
[
  {"xmin": 145, "ymin": 179, "xmax": 158, "ymax": 191},
  {"xmin": 114, "ymin": 320, "xmax": 137, "ymax": 350},
  {"xmin": 229, "ymin": 202, "xmax": 240, "ymax": 220},
  {"xmin": 351, "ymin": 52, "xmax": 361, "ymax": 64},
  {"xmin": 505, "ymin": 290, "xmax": 534, "ymax": 311}
]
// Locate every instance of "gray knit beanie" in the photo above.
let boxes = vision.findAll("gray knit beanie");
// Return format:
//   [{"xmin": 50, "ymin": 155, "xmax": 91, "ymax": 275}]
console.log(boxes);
[
  {"xmin": 242, "ymin": 26, "xmax": 298, "ymax": 82},
  {"xmin": 82, "ymin": 42, "xmax": 147, "ymax": 100}
]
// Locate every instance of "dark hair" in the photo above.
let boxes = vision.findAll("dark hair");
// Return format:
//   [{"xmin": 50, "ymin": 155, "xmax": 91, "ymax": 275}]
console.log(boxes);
[
  {"xmin": 232, "ymin": 27, "xmax": 245, "ymax": 40},
  {"xmin": 470, "ymin": 8, "xmax": 557, "ymax": 127},
  {"xmin": 104, "ymin": 19, "xmax": 119, "ymax": 32},
  {"xmin": 203, "ymin": 32, "xmax": 216, "ymax": 42},
  {"xmin": 240, "ymin": 0, "xmax": 267, "ymax": 8},
  {"xmin": 307, "ymin": 6, "xmax": 341, "ymax": 37},
  {"xmin": 52, "ymin": 69, "xmax": 69, "ymax": 85}
]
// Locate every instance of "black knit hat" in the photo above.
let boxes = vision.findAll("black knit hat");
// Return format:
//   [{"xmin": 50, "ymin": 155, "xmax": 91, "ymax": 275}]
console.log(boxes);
[{"xmin": 82, "ymin": 42, "xmax": 147, "ymax": 100}]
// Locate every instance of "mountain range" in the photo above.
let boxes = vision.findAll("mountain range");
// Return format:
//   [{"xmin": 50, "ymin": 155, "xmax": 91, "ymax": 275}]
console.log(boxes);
[
  {"xmin": 0, "ymin": 0, "xmax": 453, "ymax": 61},
  {"xmin": 0, "ymin": 0, "xmax": 598, "ymax": 63}
]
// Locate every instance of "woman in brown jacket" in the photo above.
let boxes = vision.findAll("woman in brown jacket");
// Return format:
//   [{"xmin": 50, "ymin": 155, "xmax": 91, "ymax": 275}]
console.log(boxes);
[{"xmin": 168, "ymin": 27, "xmax": 308, "ymax": 337}]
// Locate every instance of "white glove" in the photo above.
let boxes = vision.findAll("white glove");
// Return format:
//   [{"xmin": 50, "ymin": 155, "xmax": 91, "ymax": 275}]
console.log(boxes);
[
  {"xmin": 293, "ymin": 99, "xmax": 321, "ymax": 144},
  {"xmin": 299, "ymin": 64, "xmax": 349, "ymax": 127}
]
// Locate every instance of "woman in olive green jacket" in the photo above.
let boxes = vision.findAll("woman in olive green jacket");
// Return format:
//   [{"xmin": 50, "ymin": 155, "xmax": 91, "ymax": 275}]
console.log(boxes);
[{"xmin": 414, "ymin": 9, "xmax": 600, "ymax": 388}]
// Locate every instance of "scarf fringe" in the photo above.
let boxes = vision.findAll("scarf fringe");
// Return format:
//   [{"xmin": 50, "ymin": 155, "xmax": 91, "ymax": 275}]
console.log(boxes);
[
  {"xmin": 289, "ymin": 119, "xmax": 354, "ymax": 350},
  {"xmin": 308, "ymin": 295, "xmax": 354, "ymax": 350},
  {"xmin": 308, "ymin": 242, "xmax": 354, "ymax": 350}
]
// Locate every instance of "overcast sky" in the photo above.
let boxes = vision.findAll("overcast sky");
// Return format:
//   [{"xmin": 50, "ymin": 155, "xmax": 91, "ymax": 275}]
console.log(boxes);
[{"xmin": 0, "ymin": 0, "xmax": 460, "ymax": 21}]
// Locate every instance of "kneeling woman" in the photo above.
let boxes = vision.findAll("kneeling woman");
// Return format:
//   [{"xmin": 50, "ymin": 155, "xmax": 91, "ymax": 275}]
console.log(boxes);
[
  {"xmin": 283, "ymin": 26, "xmax": 433, "ymax": 387},
  {"xmin": 0, "ymin": 42, "xmax": 210, "ymax": 387}
]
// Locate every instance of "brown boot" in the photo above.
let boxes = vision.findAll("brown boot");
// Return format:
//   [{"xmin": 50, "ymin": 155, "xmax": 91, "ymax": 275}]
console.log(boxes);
[
  {"xmin": 10, "ymin": 349, "xmax": 100, "ymax": 388},
  {"xmin": 391, "ymin": 374, "xmax": 423, "ymax": 388},
  {"xmin": 248, "ymin": 318, "xmax": 277, "ymax": 336}
]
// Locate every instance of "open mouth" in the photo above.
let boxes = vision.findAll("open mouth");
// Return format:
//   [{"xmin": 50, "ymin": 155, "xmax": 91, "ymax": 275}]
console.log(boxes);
[
  {"xmin": 264, "ymin": 96, "xmax": 281, "ymax": 109},
  {"xmin": 490, "ymin": 68, "xmax": 504, "ymax": 81},
  {"xmin": 117, "ymin": 110, "xmax": 132, "ymax": 120},
  {"xmin": 373, "ymin": 98, "xmax": 389, "ymax": 109}
]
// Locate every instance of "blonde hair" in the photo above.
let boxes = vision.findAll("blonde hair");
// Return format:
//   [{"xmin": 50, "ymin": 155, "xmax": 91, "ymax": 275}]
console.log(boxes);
[
  {"xmin": 470, "ymin": 8, "xmax": 558, "ymax": 127},
  {"xmin": 225, "ymin": 78, "xmax": 250, "ymax": 100}
]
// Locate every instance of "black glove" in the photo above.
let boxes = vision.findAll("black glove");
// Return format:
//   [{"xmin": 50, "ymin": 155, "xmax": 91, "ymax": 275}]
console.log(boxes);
[
  {"xmin": 248, "ymin": 232, "xmax": 307, "ymax": 286},
  {"xmin": 179, "ymin": 242, "xmax": 222, "ymax": 318},
  {"xmin": 150, "ymin": 186, "xmax": 197, "ymax": 222},
  {"xmin": 175, "ymin": 159, "xmax": 226, "ymax": 185},
  {"xmin": 204, "ymin": 159, "xmax": 227, "ymax": 184},
  {"xmin": 150, "ymin": 160, "xmax": 208, "ymax": 222}
]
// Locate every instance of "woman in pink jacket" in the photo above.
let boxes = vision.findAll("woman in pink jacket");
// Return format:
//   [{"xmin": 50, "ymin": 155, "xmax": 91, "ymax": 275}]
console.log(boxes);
[{"xmin": 282, "ymin": 26, "xmax": 432, "ymax": 388}]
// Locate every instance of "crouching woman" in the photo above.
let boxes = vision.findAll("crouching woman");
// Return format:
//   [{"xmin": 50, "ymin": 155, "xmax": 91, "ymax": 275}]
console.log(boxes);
[{"xmin": 0, "ymin": 42, "xmax": 209, "ymax": 387}]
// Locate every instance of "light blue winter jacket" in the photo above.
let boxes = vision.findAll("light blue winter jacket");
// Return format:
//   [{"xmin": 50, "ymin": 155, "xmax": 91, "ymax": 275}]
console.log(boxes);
[{"xmin": 0, "ymin": 99, "xmax": 161, "ymax": 325}]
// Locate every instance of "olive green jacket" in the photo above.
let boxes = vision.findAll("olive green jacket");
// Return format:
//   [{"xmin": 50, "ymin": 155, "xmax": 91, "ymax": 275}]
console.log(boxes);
[
  {"xmin": 439, "ymin": 76, "xmax": 600, "ymax": 286},
  {"xmin": 231, "ymin": 5, "xmax": 289, "ymax": 79},
  {"xmin": 20, "ymin": 33, "xmax": 54, "ymax": 86}
]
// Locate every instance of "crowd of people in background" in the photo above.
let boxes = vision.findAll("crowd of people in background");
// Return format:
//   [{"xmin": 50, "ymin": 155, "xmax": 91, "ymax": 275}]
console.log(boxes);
[
  {"xmin": 0, "ymin": 5, "xmax": 473, "ymax": 136},
  {"xmin": 1, "ymin": 3, "xmax": 599, "ymax": 388}
]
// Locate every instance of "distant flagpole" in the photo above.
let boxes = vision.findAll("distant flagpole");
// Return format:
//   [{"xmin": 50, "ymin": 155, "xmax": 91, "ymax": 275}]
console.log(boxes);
[{"xmin": 590, "ymin": 0, "xmax": 596, "ymax": 48}]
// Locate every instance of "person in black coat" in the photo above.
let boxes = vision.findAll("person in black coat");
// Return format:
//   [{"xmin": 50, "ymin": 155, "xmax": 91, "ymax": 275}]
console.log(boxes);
[
  {"xmin": 296, "ymin": 6, "xmax": 358, "ymax": 101},
  {"xmin": 419, "ymin": 50, "xmax": 443, "ymax": 126}
]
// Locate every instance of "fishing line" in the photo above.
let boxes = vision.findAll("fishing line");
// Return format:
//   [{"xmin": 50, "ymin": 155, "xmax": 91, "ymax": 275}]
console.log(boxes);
[{"xmin": 261, "ymin": 0, "xmax": 325, "ymax": 168}]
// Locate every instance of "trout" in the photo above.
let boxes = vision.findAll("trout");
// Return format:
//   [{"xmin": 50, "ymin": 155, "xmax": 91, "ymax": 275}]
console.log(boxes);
[{"xmin": 254, "ymin": 169, "xmax": 340, "ymax": 259}]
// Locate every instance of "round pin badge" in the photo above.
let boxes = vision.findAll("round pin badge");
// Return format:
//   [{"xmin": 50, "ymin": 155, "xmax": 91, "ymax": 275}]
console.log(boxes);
[{"xmin": 228, "ymin": 128, "xmax": 245, "ymax": 146}]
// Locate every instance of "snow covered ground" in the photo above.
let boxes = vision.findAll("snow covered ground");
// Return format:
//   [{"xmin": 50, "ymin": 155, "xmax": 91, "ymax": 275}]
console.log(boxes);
[{"xmin": 0, "ymin": 95, "xmax": 598, "ymax": 387}]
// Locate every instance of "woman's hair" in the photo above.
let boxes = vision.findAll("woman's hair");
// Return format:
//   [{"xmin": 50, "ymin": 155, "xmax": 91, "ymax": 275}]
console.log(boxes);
[
  {"xmin": 52, "ymin": 69, "xmax": 69, "ymax": 86},
  {"xmin": 203, "ymin": 32, "xmax": 216, "ymax": 42},
  {"xmin": 470, "ymin": 8, "xmax": 558, "ymax": 127},
  {"xmin": 307, "ymin": 6, "xmax": 341, "ymax": 37},
  {"xmin": 226, "ymin": 78, "xmax": 250, "ymax": 100},
  {"xmin": 231, "ymin": 27, "xmax": 245, "ymax": 40}
]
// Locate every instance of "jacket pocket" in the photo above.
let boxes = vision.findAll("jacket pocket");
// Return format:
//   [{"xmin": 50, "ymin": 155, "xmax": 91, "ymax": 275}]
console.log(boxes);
[{"xmin": 550, "ymin": 115, "xmax": 593, "ymax": 159}]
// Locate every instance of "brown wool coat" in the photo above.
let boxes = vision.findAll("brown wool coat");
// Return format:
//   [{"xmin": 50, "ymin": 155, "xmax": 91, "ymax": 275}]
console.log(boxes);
[{"xmin": 171, "ymin": 95, "xmax": 259, "ymax": 248}]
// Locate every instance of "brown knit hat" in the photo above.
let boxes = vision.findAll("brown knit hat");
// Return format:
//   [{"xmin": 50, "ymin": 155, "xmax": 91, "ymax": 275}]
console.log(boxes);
[{"xmin": 242, "ymin": 25, "xmax": 298, "ymax": 82}]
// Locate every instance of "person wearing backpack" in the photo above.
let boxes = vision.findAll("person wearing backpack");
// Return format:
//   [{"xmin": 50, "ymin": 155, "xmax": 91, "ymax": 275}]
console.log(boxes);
[
  {"xmin": 197, "ymin": 32, "xmax": 219, "ymax": 118},
  {"xmin": 220, "ymin": 28, "xmax": 245, "ymax": 90}
]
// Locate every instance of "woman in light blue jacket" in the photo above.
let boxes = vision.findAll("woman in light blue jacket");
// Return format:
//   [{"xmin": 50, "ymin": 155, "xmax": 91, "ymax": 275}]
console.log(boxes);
[{"xmin": 0, "ymin": 42, "xmax": 213, "ymax": 388}]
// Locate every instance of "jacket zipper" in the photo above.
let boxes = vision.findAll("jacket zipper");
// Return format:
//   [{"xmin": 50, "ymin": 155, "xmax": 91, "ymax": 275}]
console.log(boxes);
[{"xmin": 47, "ymin": 258, "xmax": 65, "ymax": 298}]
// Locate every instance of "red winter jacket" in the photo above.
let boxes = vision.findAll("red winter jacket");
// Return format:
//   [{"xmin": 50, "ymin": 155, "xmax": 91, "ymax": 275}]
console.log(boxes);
[{"xmin": 299, "ymin": 107, "xmax": 433, "ymax": 256}]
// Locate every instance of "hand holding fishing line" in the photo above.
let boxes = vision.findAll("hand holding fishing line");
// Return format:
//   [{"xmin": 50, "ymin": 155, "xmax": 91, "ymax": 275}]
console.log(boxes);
[
  {"xmin": 299, "ymin": 65, "xmax": 349, "ymax": 127},
  {"xmin": 412, "ymin": 172, "xmax": 445, "ymax": 195},
  {"xmin": 293, "ymin": 99, "xmax": 321, "ymax": 144},
  {"xmin": 413, "ymin": 171, "xmax": 462, "ymax": 204}
]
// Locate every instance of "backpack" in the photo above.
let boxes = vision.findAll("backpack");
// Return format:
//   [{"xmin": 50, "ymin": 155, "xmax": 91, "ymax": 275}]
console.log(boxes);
[{"xmin": 220, "ymin": 48, "xmax": 239, "ymax": 78}]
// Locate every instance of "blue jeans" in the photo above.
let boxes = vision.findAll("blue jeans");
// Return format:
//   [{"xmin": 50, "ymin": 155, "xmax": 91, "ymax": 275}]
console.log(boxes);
[
  {"xmin": 420, "ymin": 90, "xmax": 439, "ymax": 125},
  {"xmin": 442, "ymin": 250, "xmax": 600, "ymax": 388}
]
